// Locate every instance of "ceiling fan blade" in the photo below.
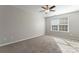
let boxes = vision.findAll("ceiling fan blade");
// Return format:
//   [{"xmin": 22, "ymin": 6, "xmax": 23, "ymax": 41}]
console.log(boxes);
[
  {"xmin": 41, "ymin": 6, "xmax": 46, "ymax": 9},
  {"xmin": 49, "ymin": 5, "xmax": 56, "ymax": 9},
  {"xmin": 46, "ymin": 5, "xmax": 48, "ymax": 9}
]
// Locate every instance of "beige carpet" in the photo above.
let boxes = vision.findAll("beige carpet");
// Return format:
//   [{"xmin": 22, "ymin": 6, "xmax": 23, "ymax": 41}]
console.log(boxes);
[{"xmin": 0, "ymin": 35, "xmax": 61, "ymax": 53}]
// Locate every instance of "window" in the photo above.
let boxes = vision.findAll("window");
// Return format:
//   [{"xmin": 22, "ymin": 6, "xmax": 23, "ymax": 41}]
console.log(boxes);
[
  {"xmin": 59, "ymin": 25, "xmax": 68, "ymax": 31},
  {"xmin": 51, "ymin": 17, "xmax": 69, "ymax": 32},
  {"xmin": 52, "ymin": 25, "xmax": 58, "ymax": 31}
]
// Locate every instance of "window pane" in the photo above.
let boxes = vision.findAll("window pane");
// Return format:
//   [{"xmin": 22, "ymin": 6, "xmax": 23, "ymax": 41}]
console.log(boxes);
[
  {"xmin": 52, "ymin": 25, "xmax": 58, "ymax": 31},
  {"xmin": 59, "ymin": 25, "xmax": 68, "ymax": 31},
  {"xmin": 59, "ymin": 17, "xmax": 68, "ymax": 24},
  {"xmin": 51, "ymin": 19, "xmax": 59, "ymax": 25}
]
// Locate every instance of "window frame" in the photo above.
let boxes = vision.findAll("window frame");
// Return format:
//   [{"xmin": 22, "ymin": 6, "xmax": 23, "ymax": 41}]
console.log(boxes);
[{"xmin": 51, "ymin": 16, "xmax": 69, "ymax": 32}]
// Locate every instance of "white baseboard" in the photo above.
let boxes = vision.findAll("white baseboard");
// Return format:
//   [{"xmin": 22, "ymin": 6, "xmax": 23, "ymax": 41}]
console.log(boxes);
[{"xmin": 0, "ymin": 34, "xmax": 43, "ymax": 47}]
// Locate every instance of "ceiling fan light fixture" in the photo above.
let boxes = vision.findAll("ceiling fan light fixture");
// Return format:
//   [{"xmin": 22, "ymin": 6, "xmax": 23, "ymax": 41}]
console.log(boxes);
[
  {"xmin": 41, "ymin": 5, "xmax": 56, "ymax": 14},
  {"xmin": 45, "ymin": 10, "xmax": 50, "ymax": 14}
]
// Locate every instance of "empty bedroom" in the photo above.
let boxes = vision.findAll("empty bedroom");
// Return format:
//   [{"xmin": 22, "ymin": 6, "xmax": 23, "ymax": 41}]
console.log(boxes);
[{"xmin": 0, "ymin": 5, "xmax": 79, "ymax": 53}]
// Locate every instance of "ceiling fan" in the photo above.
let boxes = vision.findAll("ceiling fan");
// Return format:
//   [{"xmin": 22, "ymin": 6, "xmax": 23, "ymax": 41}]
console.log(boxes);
[{"xmin": 41, "ymin": 5, "xmax": 56, "ymax": 14}]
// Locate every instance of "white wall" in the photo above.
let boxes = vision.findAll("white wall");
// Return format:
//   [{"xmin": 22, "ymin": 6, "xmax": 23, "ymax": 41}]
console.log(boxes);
[
  {"xmin": 45, "ymin": 11, "xmax": 79, "ymax": 41},
  {"xmin": 0, "ymin": 6, "xmax": 45, "ymax": 45}
]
